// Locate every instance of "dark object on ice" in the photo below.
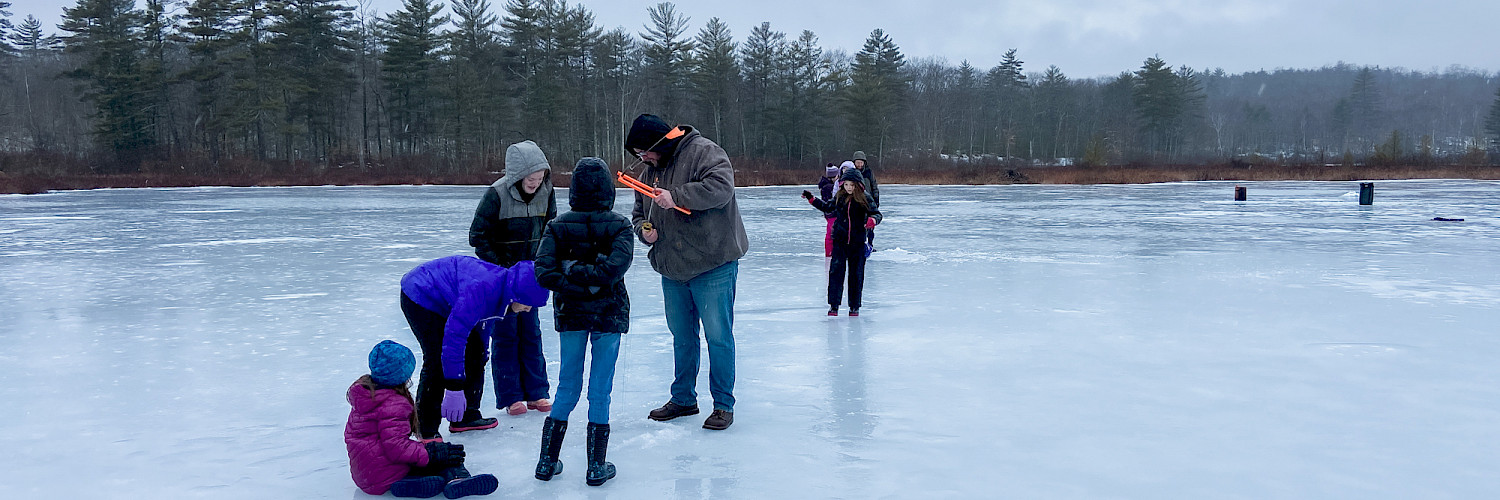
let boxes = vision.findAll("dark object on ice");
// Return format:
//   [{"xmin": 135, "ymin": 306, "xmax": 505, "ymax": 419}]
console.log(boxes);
[
  {"xmin": 443, "ymin": 473, "xmax": 498, "ymax": 498},
  {"xmin": 648, "ymin": 401, "xmax": 699, "ymax": 421},
  {"xmin": 1234, "ymin": 186, "xmax": 1246, "ymax": 201},
  {"xmin": 1432, "ymin": 217, "xmax": 1464, "ymax": 222},
  {"xmin": 701, "ymin": 409, "xmax": 733, "ymax": 430},
  {"xmin": 586, "ymin": 422, "xmax": 616, "ymax": 485},
  {"xmin": 1358, "ymin": 182, "xmax": 1374, "ymax": 205},
  {"xmin": 535, "ymin": 417, "xmax": 566, "ymax": 480},
  {"xmin": 447, "ymin": 416, "xmax": 497, "ymax": 433}
]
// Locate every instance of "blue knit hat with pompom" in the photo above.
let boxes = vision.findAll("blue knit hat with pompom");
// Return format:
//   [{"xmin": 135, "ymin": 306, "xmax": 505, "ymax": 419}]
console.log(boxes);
[{"xmin": 368, "ymin": 340, "xmax": 416, "ymax": 387}]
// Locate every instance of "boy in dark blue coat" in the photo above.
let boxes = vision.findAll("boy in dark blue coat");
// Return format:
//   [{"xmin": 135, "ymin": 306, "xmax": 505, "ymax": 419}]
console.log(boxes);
[
  {"xmin": 532, "ymin": 157, "xmax": 634, "ymax": 486},
  {"xmin": 399, "ymin": 257, "xmax": 549, "ymax": 439}
]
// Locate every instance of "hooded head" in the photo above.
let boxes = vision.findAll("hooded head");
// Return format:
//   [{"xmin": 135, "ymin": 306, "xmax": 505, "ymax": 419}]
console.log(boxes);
[
  {"xmin": 505, "ymin": 140, "xmax": 551, "ymax": 180},
  {"xmin": 839, "ymin": 165, "xmax": 865, "ymax": 186},
  {"xmin": 852, "ymin": 150, "xmax": 868, "ymax": 162},
  {"xmin": 368, "ymin": 340, "xmax": 416, "ymax": 387},
  {"xmin": 503, "ymin": 261, "xmax": 550, "ymax": 309},
  {"xmin": 624, "ymin": 114, "xmax": 678, "ymax": 158},
  {"xmin": 569, "ymin": 157, "xmax": 615, "ymax": 212}
]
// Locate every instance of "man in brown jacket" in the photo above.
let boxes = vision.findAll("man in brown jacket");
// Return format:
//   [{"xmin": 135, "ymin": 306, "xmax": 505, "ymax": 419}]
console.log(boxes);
[{"xmin": 626, "ymin": 113, "xmax": 749, "ymax": 431}]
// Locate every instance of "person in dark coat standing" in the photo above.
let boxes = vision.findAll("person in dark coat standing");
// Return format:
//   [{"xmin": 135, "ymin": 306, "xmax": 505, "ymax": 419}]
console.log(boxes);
[
  {"xmin": 817, "ymin": 163, "xmax": 840, "ymax": 269},
  {"xmin": 532, "ymin": 157, "xmax": 633, "ymax": 487},
  {"xmin": 468, "ymin": 140, "xmax": 556, "ymax": 416},
  {"xmin": 803, "ymin": 167, "xmax": 881, "ymax": 316},
  {"xmin": 851, "ymin": 150, "xmax": 880, "ymax": 252},
  {"xmin": 399, "ymin": 256, "xmax": 550, "ymax": 439},
  {"xmin": 626, "ymin": 113, "xmax": 749, "ymax": 431}
]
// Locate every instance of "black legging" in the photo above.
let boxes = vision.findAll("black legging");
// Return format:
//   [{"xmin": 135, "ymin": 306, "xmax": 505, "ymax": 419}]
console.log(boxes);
[
  {"xmin": 401, "ymin": 292, "xmax": 489, "ymax": 438},
  {"xmin": 828, "ymin": 243, "xmax": 868, "ymax": 309}
]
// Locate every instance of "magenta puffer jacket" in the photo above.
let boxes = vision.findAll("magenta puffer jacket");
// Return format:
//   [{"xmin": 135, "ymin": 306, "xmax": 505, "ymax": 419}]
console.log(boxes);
[{"xmin": 345, "ymin": 382, "xmax": 430, "ymax": 494}]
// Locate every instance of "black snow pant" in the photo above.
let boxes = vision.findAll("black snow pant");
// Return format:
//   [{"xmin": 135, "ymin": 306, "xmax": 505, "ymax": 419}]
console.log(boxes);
[
  {"xmin": 402, "ymin": 292, "xmax": 489, "ymax": 439},
  {"xmin": 828, "ymin": 243, "xmax": 868, "ymax": 309}
]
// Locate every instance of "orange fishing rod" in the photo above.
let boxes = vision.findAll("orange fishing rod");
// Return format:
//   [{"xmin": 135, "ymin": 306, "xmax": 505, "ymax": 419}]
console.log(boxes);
[{"xmin": 618, "ymin": 171, "xmax": 690, "ymax": 214}]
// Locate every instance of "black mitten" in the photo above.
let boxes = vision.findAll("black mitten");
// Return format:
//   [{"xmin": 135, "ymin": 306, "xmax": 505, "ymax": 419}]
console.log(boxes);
[
  {"xmin": 424, "ymin": 441, "xmax": 466, "ymax": 466},
  {"xmin": 801, "ymin": 190, "xmax": 813, "ymax": 200}
]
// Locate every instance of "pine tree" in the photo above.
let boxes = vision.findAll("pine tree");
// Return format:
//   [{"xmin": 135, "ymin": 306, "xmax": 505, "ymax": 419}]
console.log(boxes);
[
  {"xmin": 1132, "ymin": 56, "xmax": 1181, "ymax": 159},
  {"xmin": 60, "ymin": 0, "xmax": 154, "ymax": 170},
  {"xmin": 1034, "ymin": 65, "xmax": 1071, "ymax": 160},
  {"xmin": 782, "ymin": 30, "xmax": 828, "ymax": 161},
  {"xmin": 639, "ymin": 2, "xmax": 692, "ymax": 118},
  {"xmin": 0, "ymin": 1, "xmax": 14, "ymax": 55},
  {"xmin": 983, "ymin": 48, "xmax": 1026, "ymax": 158},
  {"xmin": 590, "ymin": 27, "xmax": 636, "ymax": 165},
  {"xmin": 9, "ymin": 14, "xmax": 63, "ymax": 151},
  {"xmin": 379, "ymin": 0, "xmax": 448, "ymax": 156},
  {"xmin": 443, "ymin": 0, "xmax": 502, "ymax": 165},
  {"xmin": 533, "ymin": 0, "xmax": 600, "ymax": 159},
  {"xmin": 1485, "ymin": 85, "xmax": 1500, "ymax": 150},
  {"xmin": 179, "ymin": 0, "xmax": 240, "ymax": 162},
  {"xmin": 1347, "ymin": 67, "xmax": 1382, "ymax": 149},
  {"xmin": 139, "ymin": 0, "xmax": 178, "ymax": 152},
  {"xmin": 11, "ymin": 15, "xmax": 62, "ymax": 53},
  {"xmin": 739, "ymin": 21, "xmax": 785, "ymax": 157},
  {"xmin": 952, "ymin": 60, "xmax": 981, "ymax": 155},
  {"xmin": 688, "ymin": 17, "xmax": 736, "ymax": 144},
  {"xmin": 845, "ymin": 28, "xmax": 906, "ymax": 159}
]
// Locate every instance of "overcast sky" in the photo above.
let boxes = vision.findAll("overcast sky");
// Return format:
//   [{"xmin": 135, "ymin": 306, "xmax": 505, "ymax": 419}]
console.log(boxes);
[{"xmin": 15, "ymin": 0, "xmax": 1499, "ymax": 79}]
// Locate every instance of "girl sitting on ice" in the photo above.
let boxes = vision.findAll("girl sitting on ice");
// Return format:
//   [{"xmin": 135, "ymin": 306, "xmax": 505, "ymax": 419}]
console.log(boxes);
[{"xmin": 345, "ymin": 340, "xmax": 498, "ymax": 498}]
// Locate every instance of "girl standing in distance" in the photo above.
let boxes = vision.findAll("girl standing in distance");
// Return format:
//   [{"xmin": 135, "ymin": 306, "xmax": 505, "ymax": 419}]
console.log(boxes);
[
  {"xmin": 345, "ymin": 340, "xmax": 498, "ymax": 498},
  {"xmin": 802, "ymin": 168, "xmax": 881, "ymax": 316},
  {"xmin": 532, "ymin": 158, "xmax": 634, "ymax": 486}
]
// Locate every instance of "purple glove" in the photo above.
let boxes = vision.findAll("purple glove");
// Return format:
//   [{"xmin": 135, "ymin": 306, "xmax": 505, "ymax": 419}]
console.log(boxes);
[{"xmin": 441, "ymin": 389, "xmax": 466, "ymax": 422}]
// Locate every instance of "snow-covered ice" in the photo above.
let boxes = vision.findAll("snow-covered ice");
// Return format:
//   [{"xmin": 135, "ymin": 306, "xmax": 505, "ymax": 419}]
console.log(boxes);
[{"xmin": 3, "ymin": 180, "xmax": 1499, "ymax": 498}]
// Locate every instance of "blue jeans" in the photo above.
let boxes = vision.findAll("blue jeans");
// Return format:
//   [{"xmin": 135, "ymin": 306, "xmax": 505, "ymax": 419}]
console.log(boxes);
[
  {"xmin": 490, "ymin": 308, "xmax": 550, "ymax": 408},
  {"xmin": 549, "ymin": 331, "xmax": 622, "ymax": 424},
  {"xmin": 662, "ymin": 260, "xmax": 738, "ymax": 411}
]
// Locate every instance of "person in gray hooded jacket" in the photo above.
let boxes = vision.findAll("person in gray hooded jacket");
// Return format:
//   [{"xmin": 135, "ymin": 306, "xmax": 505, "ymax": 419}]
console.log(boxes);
[
  {"xmin": 468, "ymin": 140, "xmax": 556, "ymax": 416},
  {"xmin": 625, "ymin": 113, "xmax": 748, "ymax": 431}
]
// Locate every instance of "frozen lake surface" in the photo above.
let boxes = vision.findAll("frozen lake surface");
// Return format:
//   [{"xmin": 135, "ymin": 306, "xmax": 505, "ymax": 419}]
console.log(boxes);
[{"xmin": 3, "ymin": 180, "xmax": 1499, "ymax": 498}]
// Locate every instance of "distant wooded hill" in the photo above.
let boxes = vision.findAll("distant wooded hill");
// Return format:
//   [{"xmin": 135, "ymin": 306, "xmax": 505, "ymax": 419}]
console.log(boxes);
[{"xmin": 3, "ymin": 0, "xmax": 1498, "ymax": 176}]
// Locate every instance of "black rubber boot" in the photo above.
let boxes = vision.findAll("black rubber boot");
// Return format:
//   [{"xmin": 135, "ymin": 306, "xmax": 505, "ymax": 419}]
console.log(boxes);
[
  {"xmin": 585, "ymin": 423, "xmax": 616, "ymax": 486},
  {"xmin": 535, "ymin": 417, "xmax": 567, "ymax": 480}
]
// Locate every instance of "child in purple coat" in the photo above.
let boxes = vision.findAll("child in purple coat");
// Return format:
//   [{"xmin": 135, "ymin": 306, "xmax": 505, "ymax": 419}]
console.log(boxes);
[
  {"xmin": 345, "ymin": 340, "xmax": 497, "ymax": 498},
  {"xmin": 400, "ymin": 256, "xmax": 550, "ymax": 440}
]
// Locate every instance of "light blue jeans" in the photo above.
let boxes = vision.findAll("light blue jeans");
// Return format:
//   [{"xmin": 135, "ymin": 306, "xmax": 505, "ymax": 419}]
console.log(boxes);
[
  {"xmin": 662, "ymin": 260, "xmax": 738, "ymax": 411},
  {"xmin": 549, "ymin": 331, "xmax": 621, "ymax": 424}
]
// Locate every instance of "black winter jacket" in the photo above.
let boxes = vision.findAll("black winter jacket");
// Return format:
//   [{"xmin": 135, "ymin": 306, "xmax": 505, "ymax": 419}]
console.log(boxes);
[
  {"xmin": 535, "ymin": 158, "xmax": 633, "ymax": 334},
  {"xmin": 809, "ymin": 191, "xmax": 882, "ymax": 251},
  {"xmin": 469, "ymin": 157, "xmax": 557, "ymax": 267}
]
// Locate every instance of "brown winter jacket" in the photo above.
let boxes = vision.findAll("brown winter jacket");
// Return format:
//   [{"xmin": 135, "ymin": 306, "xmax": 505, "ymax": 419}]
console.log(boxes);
[{"xmin": 630, "ymin": 127, "xmax": 749, "ymax": 282}]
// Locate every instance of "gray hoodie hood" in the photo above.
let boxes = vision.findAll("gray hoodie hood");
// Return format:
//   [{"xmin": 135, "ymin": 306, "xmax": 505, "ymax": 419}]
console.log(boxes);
[{"xmin": 493, "ymin": 140, "xmax": 554, "ymax": 203}]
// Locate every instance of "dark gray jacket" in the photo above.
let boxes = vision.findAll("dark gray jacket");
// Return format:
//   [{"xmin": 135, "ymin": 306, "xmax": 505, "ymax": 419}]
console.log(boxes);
[
  {"xmin": 469, "ymin": 141, "xmax": 556, "ymax": 266},
  {"xmin": 630, "ymin": 127, "xmax": 749, "ymax": 282}
]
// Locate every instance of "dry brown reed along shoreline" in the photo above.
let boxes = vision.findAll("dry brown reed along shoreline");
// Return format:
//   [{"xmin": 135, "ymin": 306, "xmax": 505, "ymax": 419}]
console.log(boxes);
[{"xmin": 4, "ymin": 159, "xmax": 1498, "ymax": 195}]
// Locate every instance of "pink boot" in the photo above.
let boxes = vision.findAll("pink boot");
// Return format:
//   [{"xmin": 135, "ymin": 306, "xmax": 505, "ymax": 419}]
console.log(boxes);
[
  {"xmin": 507, "ymin": 401, "xmax": 528, "ymax": 415},
  {"xmin": 527, "ymin": 399, "xmax": 552, "ymax": 412}
]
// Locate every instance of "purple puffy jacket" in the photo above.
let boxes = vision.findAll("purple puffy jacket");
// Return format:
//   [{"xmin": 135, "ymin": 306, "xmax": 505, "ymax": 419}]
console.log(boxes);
[
  {"xmin": 345, "ymin": 381, "xmax": 429, "ymax": 494},
  {"xmin": 400, "ymin": 256, "xmax": 549, "ymax": 383}
]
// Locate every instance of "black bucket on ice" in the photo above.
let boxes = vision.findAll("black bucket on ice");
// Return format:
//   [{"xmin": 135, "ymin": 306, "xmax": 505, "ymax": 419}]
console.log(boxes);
[{"xmin": 1358, "ymin": 183, "xmax": 1374, "ymax": 205}]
